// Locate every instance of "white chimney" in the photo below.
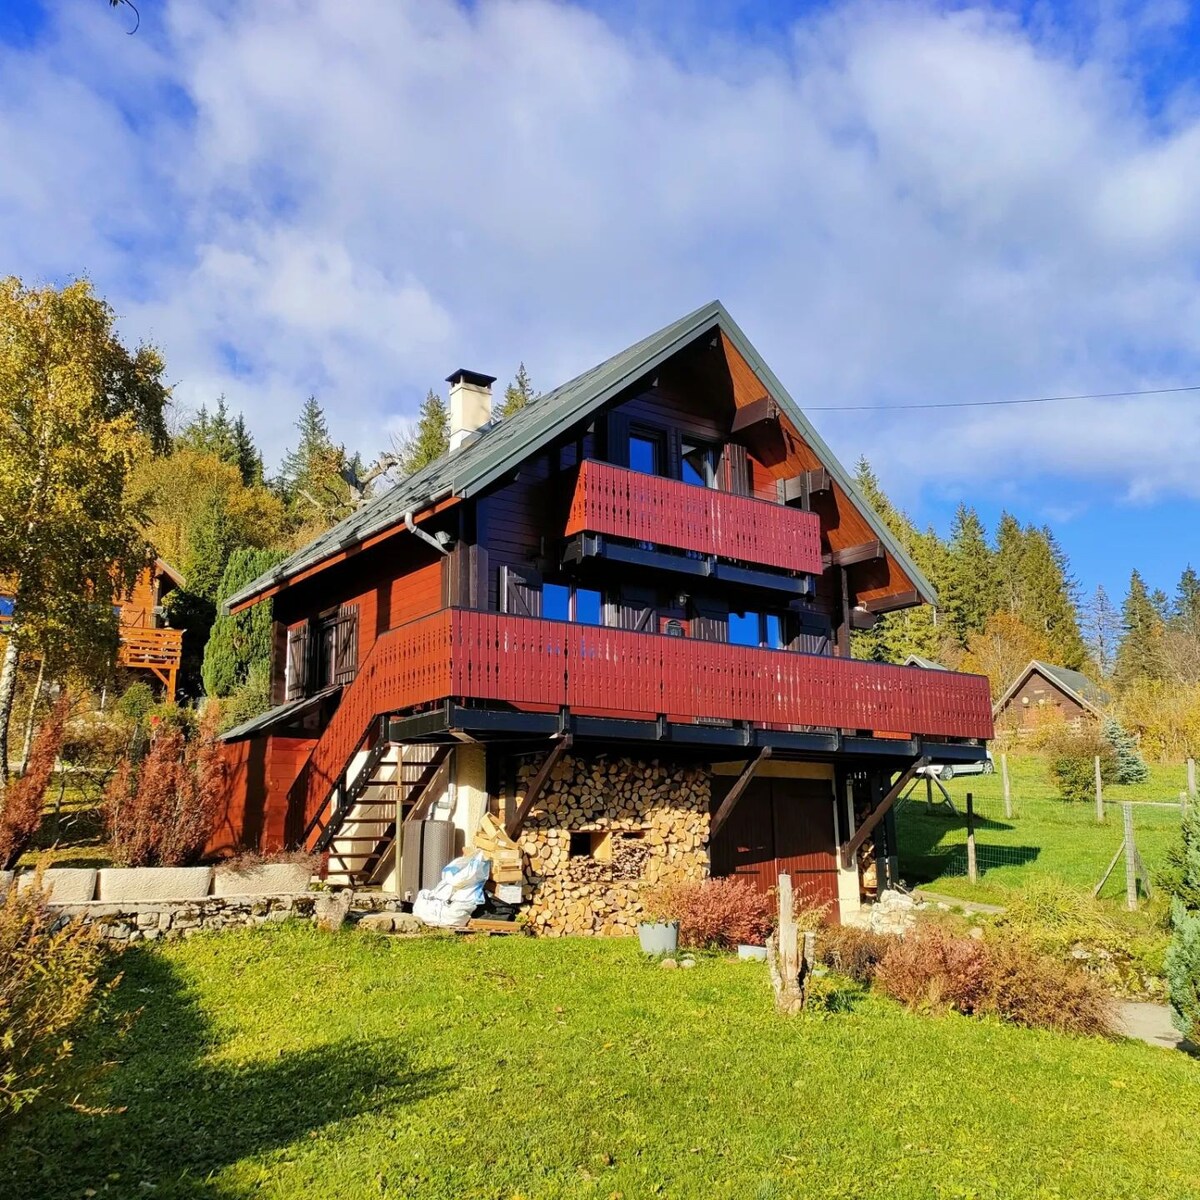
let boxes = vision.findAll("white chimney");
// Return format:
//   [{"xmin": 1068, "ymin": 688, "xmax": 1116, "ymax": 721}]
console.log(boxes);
[{"xmin": 447, "ymin": 368, "xmax": 496, "ymax": 452}]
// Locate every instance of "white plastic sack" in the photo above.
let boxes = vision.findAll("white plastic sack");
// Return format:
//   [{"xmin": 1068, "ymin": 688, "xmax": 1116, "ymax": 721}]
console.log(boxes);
[
  {"xmin": 439, "ymin": 851, "xmax": 491, "ymax": 893},
  {"xmin": 412, "ymin": 887, "xmax": 477, "ymax": 928}
]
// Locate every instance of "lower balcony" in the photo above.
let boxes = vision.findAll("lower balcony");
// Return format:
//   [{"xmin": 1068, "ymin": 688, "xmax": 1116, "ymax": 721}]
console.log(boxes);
[{"xmin": 355, "ymin": 609, "xmax": 994, "ymax": 741}]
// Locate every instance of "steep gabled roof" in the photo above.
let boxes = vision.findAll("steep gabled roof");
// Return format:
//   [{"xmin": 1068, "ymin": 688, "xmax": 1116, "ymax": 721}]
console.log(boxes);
[
  {"xmin": 226, "ymin": 300, "xmax": 936, "ymax": 612},
  {"xmin": 993, "ymin": 659, "xmax": 1110, "ymax": 719}
]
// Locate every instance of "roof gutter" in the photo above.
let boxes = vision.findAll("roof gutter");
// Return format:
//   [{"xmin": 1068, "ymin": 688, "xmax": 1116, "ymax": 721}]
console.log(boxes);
[{"xmin": 404, "ymin": 508, "xmax": 452, "ymax": 556}]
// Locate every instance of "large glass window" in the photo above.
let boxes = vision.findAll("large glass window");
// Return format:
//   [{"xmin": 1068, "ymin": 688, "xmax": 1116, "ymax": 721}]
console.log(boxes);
[
  {"xmin": 629, "ymin": 432, "xmax": 662, "ymax": 476},
  {"xmin": 728, "ymin": 611, "xmax": 760, "ymax": 647},
  {"xmin": 542, "ymin": 583, "xmax": 602, "ymax": 625}
]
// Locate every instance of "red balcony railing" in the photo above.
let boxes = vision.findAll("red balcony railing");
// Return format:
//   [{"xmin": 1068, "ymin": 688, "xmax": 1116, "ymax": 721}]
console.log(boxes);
[
  {"xmin": 296, "ymin": 609, "xmax": 993, "ymax": 835},
  {"xmin": 565, "ymin": 460, "xmax": 823, "ymax": 574}
]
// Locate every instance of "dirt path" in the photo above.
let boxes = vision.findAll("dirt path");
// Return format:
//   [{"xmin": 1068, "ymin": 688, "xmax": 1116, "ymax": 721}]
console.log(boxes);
[{"xmin": 1116, "ymin": 1001, "xmax": 1196, "ymax": 1053}]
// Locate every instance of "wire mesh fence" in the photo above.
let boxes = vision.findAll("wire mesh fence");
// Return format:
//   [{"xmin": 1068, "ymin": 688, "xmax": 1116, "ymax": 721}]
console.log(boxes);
[{"xmin": 894, "ymin": 765, "xmax": 1189, "ymax": 898}]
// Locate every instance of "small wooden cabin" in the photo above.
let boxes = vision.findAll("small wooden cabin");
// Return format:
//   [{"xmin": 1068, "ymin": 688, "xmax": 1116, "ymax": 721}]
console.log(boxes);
[
  {"xmin": 213, "ymin": 301, "xmax": 994, "ymax": 929},
  {"xmin": 993, "ymin": 660, "xmax": 1108, "ymax": 732}
]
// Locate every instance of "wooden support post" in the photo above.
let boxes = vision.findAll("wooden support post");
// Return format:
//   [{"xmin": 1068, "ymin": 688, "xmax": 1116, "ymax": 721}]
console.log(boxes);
[
  {"xmin": 1001, "ymin": 752, "xmax": 1012, "ymax": 820},
  {"xmin": 925, "ymin": 774, "xmax": 934, "ymax": 812},
  {"xmin": 506, "ymin": 735, "xmax": 573, "ymax": 839},
  {"xmin": 709, "ymin": 746, "xmax": 772, "ymax": 841},
  {"xmin": 1095, "ymin": 756, "xmax": 1104, "ymax": 823},
  {"xmin": 966, "ymin": 791, "xmax": 978, "ymax": 885},
  {"xmin": 842, "ymin": 757, "xmax": 927, "ymax": 868},
  {"xmin": 768, "ymin": 872, "xmax": 804, "ymax": 1014},
  {"xmin": 1123, "ymin": 802, "xmax": 1137, "ymax": 911}
]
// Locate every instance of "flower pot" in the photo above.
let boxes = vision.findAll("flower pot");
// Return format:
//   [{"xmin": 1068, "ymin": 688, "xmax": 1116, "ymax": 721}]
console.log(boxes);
[
  {"xmin": 737, "ymin": 944, "xmax": 768, "ymax": 961},
  {"xmin": 211, "ymin": 862, "xmax": 312, "ymax": 898},
  {"xmin": 97, "ymin": 866, "xmax": 212, "ymax": 903},
  {"xmin": 637, "ymin": 920, "xmax": 679, "ymax": 955}
]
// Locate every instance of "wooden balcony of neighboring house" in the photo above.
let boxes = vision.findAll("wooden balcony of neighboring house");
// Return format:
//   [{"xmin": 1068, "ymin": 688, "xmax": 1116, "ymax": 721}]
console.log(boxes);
[
  {"xmin": 116, "ymin": 608, "xmax": 183, "ymax": 698},
  {"xmin": 563, "ymin": 459, "xmax": 824, "ymax": 583},
  {"xmin": 292, "ymin": 608, "xmax": 995, "ymax": 839}
]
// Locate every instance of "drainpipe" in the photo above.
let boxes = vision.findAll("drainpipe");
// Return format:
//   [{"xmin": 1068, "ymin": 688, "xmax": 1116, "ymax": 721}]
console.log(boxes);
[{"xmin": 404, "ymin": 510, "xmax": 452, "ymax": 556}]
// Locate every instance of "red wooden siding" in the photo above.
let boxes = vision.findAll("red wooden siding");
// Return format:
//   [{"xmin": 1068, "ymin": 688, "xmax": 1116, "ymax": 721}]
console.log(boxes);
[
  {"xmin": 210, "ymin": 734, "xmax": 317, "ymax": 857},
  {"xmin": 565, "ymin": 460, "xmax": 823, "ymax": 575}
]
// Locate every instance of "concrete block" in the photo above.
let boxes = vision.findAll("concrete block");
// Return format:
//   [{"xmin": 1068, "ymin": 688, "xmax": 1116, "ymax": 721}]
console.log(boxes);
[
  {"xmin": 17, "ymin": 868, "xmax": 97, "ymax": 903},
  {"xmin": 97, "ymin": 867, "xmax": 213, "ymax": 903},
  {"xmin": 210, "ymin": 862, "xmax": 312, "ymax": 898}
]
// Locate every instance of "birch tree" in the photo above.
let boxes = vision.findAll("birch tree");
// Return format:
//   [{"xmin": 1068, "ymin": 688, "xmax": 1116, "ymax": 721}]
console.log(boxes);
[{"xmin": 0, "ymin": 277, "xmax": 167, "ymax": 791}]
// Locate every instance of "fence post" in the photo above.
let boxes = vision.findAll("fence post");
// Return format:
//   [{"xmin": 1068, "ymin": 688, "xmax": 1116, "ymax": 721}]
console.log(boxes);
[
  {"xmin": 966, "ymin": 791, "xmax": 977, "ymax": 885},
  {"xmin": 1123, "ymin": 802, "xmax": 1137, "ymax": 911},
  {"xmin": 1001, "ymin": 752, "xmax": 1012, "ymax": 820},
  {"xmin": 1095, "ymin": 756, "xmax": 1104, "ymax": 823}
]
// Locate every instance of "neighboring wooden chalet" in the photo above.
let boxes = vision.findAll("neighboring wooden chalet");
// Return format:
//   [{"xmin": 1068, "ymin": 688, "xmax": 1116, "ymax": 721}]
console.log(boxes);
[
  {"xmin": 213, "ymin": 301, "xmax": 993, "ymax": 929},
  {"xmin": 0, "ymin": 558, "xmax": 184, "ymax": 700},
  {"xmin": 993, "ymin": 660, "xmax": 1108, "ymax": 732}
]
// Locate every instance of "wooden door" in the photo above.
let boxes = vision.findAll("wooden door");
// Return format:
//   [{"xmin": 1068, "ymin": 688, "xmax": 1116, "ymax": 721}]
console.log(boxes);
[{"xmin": 709, "ymin": 778, "xmax": 776, "ymax": 891}]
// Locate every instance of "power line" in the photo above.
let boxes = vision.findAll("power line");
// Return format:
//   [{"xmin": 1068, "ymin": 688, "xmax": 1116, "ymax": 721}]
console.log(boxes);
[{"xmin": 805, "ymin": 383, "xmax": 1200, "ymax": 412}]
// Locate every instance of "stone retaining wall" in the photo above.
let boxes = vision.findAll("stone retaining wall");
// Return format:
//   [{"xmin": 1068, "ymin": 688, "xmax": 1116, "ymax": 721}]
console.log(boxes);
[
  {"xmin": 52, "ymin": 891, "xmax": 406, "ymax": 944},
  {"xmin": 516, "ymin": 754, "xmax": 710, "ymax": 937}
]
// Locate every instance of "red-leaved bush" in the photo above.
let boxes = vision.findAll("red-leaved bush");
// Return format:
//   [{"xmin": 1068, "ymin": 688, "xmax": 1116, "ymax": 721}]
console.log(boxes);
[
  {"xmin": 646, "ymin": 878, "xmax": 776, "ymax": 949},
  {"xmin": 874, "ymin": 924, "xmax": 1114, "ymax": 1037},
  {"xmin": 105, "ymin": 706, "xmax": 226, "ymax": 867},
  {"xmin": 0, "ymin": 694, "xmax": 70, "ymax": 870}
]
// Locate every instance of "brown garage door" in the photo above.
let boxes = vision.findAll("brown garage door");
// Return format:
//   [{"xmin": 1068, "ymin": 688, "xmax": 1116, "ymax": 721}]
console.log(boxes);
[{"xmin": 710, "ymin": 777, "xmax": 840, "ymax": 920}]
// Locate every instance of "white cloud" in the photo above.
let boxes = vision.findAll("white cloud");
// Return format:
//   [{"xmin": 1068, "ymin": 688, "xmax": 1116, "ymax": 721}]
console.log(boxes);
[{"xmin": 1, "ymin": 0, "xmax": 1199, "ymax": 508}]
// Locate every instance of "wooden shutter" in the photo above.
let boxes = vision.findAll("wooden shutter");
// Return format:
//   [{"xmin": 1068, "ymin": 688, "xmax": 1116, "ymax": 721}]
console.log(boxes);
[
  {"xmin": 285, "ymin": 623, "xmax": 310, "ymax": 701},
  {"xmin": 501, "ymin": 565, "xmax": 541, "ymax": 617},
  {"xmin": 721, "ymin": 443, "xmax": 750, "ymax": 496},
  {"xmin": 602, "ymin": 412, "xmax": 631, "ymax": 467},
  {"xmin": 690, "ymin": 597, "xmax": 729, "ymax": 642},
  {"xmin": 333, "ymin": 605, "xmax": 359, "ymax": 685},
  {"xmin": 665, "ymin": 428, "xmax": 683, "ymax": 481},
  {"xmin": 615, "ymin": 586, "xmax": 656, "ymax": 632},
  {"xmin": 271, "ymin": 619, "xmax": 288, "ymax": 706}
]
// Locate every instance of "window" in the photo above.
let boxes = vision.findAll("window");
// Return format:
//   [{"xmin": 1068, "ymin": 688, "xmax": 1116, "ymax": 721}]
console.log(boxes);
[
  {"xmin": 681, "ymin": 439, "xmax": 717, "ymax": 488},
  {"xmin": 629, "ymin": 431, "xmax": 663, "ymax": 476},
  {"xmin": 729, "ymin": 610, "xmax": 788, "ymax": 649},
  {"xmin": 542, "ymin": 582, "xmax": 602, "ymax": 625}
]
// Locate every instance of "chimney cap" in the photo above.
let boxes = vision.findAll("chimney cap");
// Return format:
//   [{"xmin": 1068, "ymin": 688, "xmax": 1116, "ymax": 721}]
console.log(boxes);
[{"xmin": 445, "ymin": 368, "xmax": 497, "ymax": 388}]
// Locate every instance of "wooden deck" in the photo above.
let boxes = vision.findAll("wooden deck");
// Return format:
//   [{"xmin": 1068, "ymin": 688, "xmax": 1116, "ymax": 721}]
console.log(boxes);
[{"xmin": 117, "ymin": 625, "xmax": 183, "ymax": 697}]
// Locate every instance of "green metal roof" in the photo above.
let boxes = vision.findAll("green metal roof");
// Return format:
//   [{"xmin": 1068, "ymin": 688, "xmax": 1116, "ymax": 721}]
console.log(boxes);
[{"xmin": 226, "ymin": 301, "xmax": 936, "ymax": 612}]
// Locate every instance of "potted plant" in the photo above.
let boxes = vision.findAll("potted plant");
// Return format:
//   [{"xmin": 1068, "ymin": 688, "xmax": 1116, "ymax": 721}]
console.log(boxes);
[{"xmin": 637, "ymin": 884, "xmax": 680, "ymax": 955}]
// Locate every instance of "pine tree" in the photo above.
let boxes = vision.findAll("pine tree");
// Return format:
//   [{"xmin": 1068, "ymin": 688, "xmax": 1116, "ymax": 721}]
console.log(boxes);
[
  {"xmin": 1084, "ymin": 584, "xmax": 1121, "ymax": 678},
  {"xmin": 399, "ymin": 390, "xmax": 450, "ymax": 474},
  {"xmin": 1114, "ymin": 569, "xmax": 1167, "ymax": 689},
  {"xmin": 202, "ymin": 546, "xmax": 286, "ymax": 699},
  {"xmin": 1018, "ymin": 526, "xmax": 1087, "ymax": 669},
  {"xmin": 177, "ymin": 397, "xmax": 263, "ymax": 486},
  {"xmin": 277, "ymin": 396, "xmax": 352, "ymax": 524},
  {"xmin": 499, "ymin": 363, "xmax": 536, "ymax": 418},
  {"xmin": 1100, "ymin": 715, "xmax": 1149, "ymax": 785},
  {"xmin": 994, "ymin": 512, "xmax": 1026, "ymax": 615},
  {"xmin": 944, "ymin": 504, "xmax": 997, "ymax": 646},
  {"xmin": 1174, "ymin": 566, "xmax": 1200, "ymax": 636}
]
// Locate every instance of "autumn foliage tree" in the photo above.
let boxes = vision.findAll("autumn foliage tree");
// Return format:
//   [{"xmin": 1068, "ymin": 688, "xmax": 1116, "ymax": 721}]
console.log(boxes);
[{"xmin": 0, "ymin": 278, "xmax": 168, "ymax": 791}]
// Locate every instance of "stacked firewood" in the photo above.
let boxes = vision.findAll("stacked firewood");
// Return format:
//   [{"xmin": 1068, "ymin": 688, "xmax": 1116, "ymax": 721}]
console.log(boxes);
[{"xmin": 516, "ymin": 754, "xmax": 710, "ymax": 936}]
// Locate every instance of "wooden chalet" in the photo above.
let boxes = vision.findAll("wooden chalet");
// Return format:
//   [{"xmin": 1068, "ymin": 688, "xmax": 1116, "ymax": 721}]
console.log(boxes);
[
  {"xmin": 214, "ymin": 302, "xmax": 993, "ymax": 928},
  {"xmin": 0, "ymin": 558, "xmax": 184, "ymax": 700},
  {"xmin": 993, "ymin": 660, "xmax": 1108, "ymax": 733}
]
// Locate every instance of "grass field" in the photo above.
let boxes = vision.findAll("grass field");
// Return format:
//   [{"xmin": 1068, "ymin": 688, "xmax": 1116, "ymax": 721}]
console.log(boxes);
[
  {"xmin": 3, "ymin": 925, "xmax": 1199, "ymax": 1200},
  {"xmin": 896, "ymin": 754, "xmax": 1188, "ymax": 908}
]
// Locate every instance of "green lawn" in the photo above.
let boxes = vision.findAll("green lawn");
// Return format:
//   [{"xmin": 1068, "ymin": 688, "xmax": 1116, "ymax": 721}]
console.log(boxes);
[
  {"xmin": 3, "ymin": 926, "xmax": 1199, "ymax": 1199},
  {"xmin": 897, "ymin": 755, "xmax": 1187, "ymax": 907}
]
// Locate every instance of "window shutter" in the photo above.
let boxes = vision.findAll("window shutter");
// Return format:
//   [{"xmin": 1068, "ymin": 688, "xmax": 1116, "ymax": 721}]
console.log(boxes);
[
  {"xmin": 333, "ymin": 605, "xmax": 358, "ymax": 685},
  {"xmin": 665, "ymin": 428, "xmax": 683, "ymax": 481},
  {"xmin": 690, "ymin": 597, "xmax": 729, "ymax": 642},
  {"xmin": 602, "ymin": 413, "xmax": 631, "ymax": 468},
  {"xmin": 271, "ymin": 620, "xmax": 288, "ymax": 706},
  {"xmin": 721, "ymin": 443, "xmax": 750, "ymax": 496},
  {"xmin": 616, "ymin": 586, "xmax": 656, "ymax": 632},
  {"xmin": 501, "ymin": 565, "xmax": 541, "ymax": 617},
  {"xmin": 285, "ymin": 623, "xmax": 310, "ymax": 701}
]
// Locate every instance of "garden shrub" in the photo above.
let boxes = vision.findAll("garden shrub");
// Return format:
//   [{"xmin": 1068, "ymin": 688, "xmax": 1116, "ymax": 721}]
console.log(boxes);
[
  {"xmin": 1164, "ymin": 812, "xmax": 1200, "ymax": 1038},
  {"xmin": 643, "ymin": 878, "xmax": 776, "ymax": 949},
  {"xmin": 1042, "ymin": 725, "xmax": 1116, "ymax": 803},
  {"xmin": 104, "ymin": 705, "xmax": 226, "ymax": 867},
  {"xmin": 113, "ymin": 681, "xmax": 156, "ymax": 726},
  {"xmin": 0, "ymin": 879, "xmax": 111, "ymax": 1121},
  {"xmin": 874, "ymin": 924, "xmax": 1114, "ymax": 1036},
  {"xmin": 0, "ymin": 694, "xmax": 69, "ymax": 870},
  {"xmin": 817, "ymin": 924, "xmax": 893, "ymax": 985}
]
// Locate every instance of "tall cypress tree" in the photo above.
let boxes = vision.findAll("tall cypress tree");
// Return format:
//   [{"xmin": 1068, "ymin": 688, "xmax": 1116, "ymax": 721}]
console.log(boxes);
[
  {"xmin": 1114, "ymin": 569, "xmax": 1166, "ymax": 688},
  {"xmin": 202, "ymin": 547, "xmax": 287, "ymax": 698}
]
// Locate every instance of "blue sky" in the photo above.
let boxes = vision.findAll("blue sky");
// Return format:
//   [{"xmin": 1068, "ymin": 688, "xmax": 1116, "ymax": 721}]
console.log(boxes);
[{"xmin": 3, "ymin": 0, "xmax": 1200, "ymax": 611}]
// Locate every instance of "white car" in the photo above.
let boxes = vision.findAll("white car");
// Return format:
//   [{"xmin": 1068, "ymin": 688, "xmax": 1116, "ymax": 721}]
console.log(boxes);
[{"xmin": 918, "ymin": 752, "xmax": 994, "ymax": 782}]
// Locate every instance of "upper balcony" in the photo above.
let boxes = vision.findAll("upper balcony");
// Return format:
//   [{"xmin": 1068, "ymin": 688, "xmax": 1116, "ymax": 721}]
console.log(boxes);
[{"xmin": 564, "ymin": 459, "xmax": 824, "ymax": 577}]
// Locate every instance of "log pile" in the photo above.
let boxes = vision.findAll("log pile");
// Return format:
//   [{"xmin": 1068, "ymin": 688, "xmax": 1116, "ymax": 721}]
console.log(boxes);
[{"xmin": 516, "ymin": 755, "xmax": 710, "ymax": 936}]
